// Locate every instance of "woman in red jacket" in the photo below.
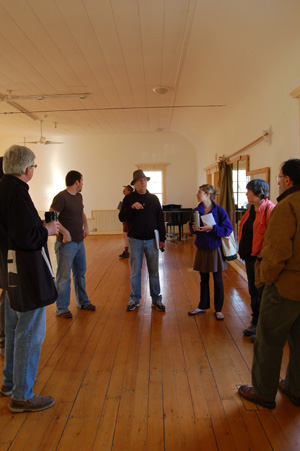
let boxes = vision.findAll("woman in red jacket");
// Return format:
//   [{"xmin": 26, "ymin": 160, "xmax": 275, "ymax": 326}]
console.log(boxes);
[{"xmin": 238, "ymin": 179, "xmax": 275, "ymax": 342}]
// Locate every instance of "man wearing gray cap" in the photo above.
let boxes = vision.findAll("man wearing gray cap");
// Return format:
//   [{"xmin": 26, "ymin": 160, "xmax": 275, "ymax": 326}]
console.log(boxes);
[
  {"xmin": 118, "ymin": 184, "xmax": 133, "ymax": 259},
  {"xmin": 119, "ymin": 169, "xmax": 166, "ymax": 312}
]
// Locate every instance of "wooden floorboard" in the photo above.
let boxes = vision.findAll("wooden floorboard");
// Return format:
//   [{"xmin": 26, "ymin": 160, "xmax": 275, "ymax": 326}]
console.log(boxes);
[{"xmin": 1, "ymin": 235, "xmax": 300, "ymax": 451}]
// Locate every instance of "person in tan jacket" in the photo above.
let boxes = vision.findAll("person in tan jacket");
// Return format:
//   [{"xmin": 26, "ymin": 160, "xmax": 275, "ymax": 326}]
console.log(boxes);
[{"xmin": 238, "ymin": 158, "xmax": 300, "ymax": 409}]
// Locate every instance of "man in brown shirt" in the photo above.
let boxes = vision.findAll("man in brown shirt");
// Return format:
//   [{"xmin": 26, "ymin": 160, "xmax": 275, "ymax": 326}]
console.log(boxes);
[{"xmin": 50, "ymin": 170, "xmax": 96, "ymax": 318}]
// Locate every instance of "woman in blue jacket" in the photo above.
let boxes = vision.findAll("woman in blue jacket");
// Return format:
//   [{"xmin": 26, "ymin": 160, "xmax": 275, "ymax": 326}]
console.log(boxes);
[{"xmin": 188, "ymin": 184, "xmax": 233, "ymax": 320}]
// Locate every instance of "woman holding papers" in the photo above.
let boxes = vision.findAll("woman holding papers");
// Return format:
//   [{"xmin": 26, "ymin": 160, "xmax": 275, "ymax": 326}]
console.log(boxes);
[
  {"xmin": 238, "ymin": 179, "xmax": 275, "ymax": 342},
  {"xmin": 188, "ymin": 184, "xmax": 233, "ymax": 320}
]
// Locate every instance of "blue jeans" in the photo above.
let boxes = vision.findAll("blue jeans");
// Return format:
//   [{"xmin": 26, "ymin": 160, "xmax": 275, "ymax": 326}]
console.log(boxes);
[
  {"xmin": 0, "ymin": 290, "xmax": 5, "ymax": 346},
  {"xmin": 128, "ymin": 237, "xmax": 162, "ymax": 303},
  {"xmin": 55, "ymin": 241, "xmax": 90, "ymax": 314},
  {"xmin": 2, "ymin": 294, "xmax": 46, "ymax": 400}
]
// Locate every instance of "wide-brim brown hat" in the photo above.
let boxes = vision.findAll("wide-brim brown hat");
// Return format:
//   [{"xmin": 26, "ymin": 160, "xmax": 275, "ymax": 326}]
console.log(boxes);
[{"xmin": 131, "ymin": 169, "xmax": 150, "ymax": 185}]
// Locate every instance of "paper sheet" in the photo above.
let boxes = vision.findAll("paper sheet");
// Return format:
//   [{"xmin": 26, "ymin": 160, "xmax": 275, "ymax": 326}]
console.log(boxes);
[
  {"xmin": 201, "ymin": 213, "xmax": 216, "ymax": 226},
  {"xmin": 154, "ymin": 229, "xmax": 160, "ymax": 249}
]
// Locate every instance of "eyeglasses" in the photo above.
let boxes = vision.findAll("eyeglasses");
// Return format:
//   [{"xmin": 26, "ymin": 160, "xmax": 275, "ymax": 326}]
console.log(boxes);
[
  {"xmin": 276, "ymin": 175, "xmax": 285, "ymax": 182},
  {"xmin": 30, "ymin": 164, "xmax": 37, "ymax": 169}
]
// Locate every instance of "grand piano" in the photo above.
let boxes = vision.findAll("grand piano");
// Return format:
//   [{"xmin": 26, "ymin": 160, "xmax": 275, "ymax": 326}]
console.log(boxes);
[{"xmin": 163, "ymin": 204, "xmax": 193, "ymax": 241}]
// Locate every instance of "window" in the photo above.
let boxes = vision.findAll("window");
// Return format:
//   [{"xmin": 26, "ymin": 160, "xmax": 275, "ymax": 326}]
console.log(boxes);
[
  {"xmin": 137, "ymin": 164, "xmax": 168, "ymax": 205},
  {"xmin": 232, "ymin": 160, "xmax": 249, "ymax": 210},
  {"xmin": 232, "ymin": 157, "xmax": 250, "ymax": 239},
  {"xmin": 144, "ymin": 170, "xmax": 163, "ymax": 204}
]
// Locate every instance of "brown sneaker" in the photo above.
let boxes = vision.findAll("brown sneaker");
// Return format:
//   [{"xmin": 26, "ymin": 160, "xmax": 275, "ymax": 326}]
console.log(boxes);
[
  {"xmin": 9, "ymin": 395, "xmax": 55, "ymax": 413},
  {"xmin": 58, "ymin": 311, "xmax": 73, "ymax": 318},
  {"xmin": 238, "ymin": 385, "xmax": 276, "ymax": 409},
  {"xmin": 0, "ymin": 384, "xmax": 13, "ymax": 396},
  {"xmin": 279, "ymin": 380, "xmax": 300, "ymax": 406},
  {"xmin": 81, "ymin": 303, "xmax": 96, "ymax": 311}
]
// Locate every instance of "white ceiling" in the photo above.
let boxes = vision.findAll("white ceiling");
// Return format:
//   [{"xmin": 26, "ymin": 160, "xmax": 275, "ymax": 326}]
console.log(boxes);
[{"xmin": 0, "ymin": 0, "xmax": 298, "ymax": 141}]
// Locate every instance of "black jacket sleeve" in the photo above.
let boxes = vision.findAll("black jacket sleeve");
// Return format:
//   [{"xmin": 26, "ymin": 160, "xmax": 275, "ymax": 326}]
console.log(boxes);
[
  {"xmin": 9, "ymin": 183, "xmax": 48, "ymax": 251},
  {"xmin": 118, "ymin": 194, "xmax": 134, "ymax": 223}
]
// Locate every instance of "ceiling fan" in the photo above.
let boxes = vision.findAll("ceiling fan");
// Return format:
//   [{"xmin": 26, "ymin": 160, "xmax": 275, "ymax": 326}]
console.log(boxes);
[
  {"xmin": 0, "ymin": 89, "xmax": 89, "ymax": 121},
  {"xmin": 26, "ymin": 120, "xmax": 63, "ymax": 145}
]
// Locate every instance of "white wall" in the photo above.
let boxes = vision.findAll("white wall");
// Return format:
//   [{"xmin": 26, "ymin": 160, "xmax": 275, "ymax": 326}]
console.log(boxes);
[
  {"xmin": 170, "ymin": 1, "xmax": 300, "ymax": 205},
  {"xmin": 0, "ymin": 132, "xmax": 197, "ymax": 217},
  {"xmin": 188, "ymin": 91, "xmax": 299, "ymax": 205}
]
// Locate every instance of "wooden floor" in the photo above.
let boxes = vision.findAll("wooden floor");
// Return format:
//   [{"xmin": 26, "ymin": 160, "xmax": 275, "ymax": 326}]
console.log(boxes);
[{"xmin": 0, "ymin": 235, "xmax": 299, "ymax": 451}]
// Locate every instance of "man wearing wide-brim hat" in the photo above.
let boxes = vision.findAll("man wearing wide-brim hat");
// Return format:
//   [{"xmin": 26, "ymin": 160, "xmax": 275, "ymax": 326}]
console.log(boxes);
[{"xmin": 119, "ymin": 169, "xmax": 166, "ymax": 312}]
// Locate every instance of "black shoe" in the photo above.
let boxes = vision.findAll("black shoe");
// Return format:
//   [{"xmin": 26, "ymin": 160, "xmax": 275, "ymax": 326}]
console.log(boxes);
[
  {"xmin": 0, "ymin": 384, "xmax": 13, "ymax": 396},
  {"xmin": 119, "ymin": 250, "xmax": 130, "ymax": 259},
  {"xmin": 243, "ymin": 324, "xmax": 256, "ymax": 336},
  {"xmin": 126, "ymin": 301, "xmax": 140, "ymax": 311},
  {"xmin": 0, "ymin": 340, "xmax": 4, "ymax": 357},
  {"xmin": 151, "ymin": 300, "xmax": 166, "ymax": 312}
]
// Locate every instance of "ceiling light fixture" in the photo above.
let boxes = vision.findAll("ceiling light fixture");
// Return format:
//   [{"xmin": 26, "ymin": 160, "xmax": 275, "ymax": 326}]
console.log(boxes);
[
  {"xmin": 152, "ymin": 86, "xmax": 170, "ymax": 95},
  {"xmin": 0, "ymin": 90, "xmax": 90, "ymax": 102}
]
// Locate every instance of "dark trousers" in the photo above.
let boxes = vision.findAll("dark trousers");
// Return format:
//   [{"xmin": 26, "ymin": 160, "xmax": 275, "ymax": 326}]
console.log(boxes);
[
  {"xmin": 245, "ymin": 257, "xmax": 264, "ymax": 326},
  {"xmin": 252, "ymin": 284, "xmax": 300, "ymax": 400},
  {"xmin": 198, "ymin": 271, "xmax": 224, "ymax": 312}
]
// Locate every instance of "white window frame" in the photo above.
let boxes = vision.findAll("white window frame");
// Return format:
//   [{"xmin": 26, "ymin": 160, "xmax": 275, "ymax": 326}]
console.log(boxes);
[{"xmin": 136, "ymin": 164, "xmax": 168, "ymax": 205}]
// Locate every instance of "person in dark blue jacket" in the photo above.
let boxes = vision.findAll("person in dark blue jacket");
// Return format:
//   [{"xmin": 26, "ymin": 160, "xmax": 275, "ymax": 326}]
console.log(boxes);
[{"xmin": 188, "ymin": 184, "xmax": 233, "ymax": 320}]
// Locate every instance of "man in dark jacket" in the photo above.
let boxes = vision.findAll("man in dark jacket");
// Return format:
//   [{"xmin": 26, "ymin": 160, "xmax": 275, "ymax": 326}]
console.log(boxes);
[
  {"xmin": 119, "ymin": 169, "xmax": 166, "ymax": 312},
  {"xmin": 0, "ymin": 145, "xmax": 59, "ymax": 412}
]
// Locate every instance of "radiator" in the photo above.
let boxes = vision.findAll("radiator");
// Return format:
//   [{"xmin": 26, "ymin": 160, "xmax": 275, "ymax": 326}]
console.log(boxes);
[
  {"xmin": 38, "ymin": 210, "xmax": 122, "ymax": 235},
  {"xmin": 87, "ymin": 210, "xmax": 122, "ymax": 235}
]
